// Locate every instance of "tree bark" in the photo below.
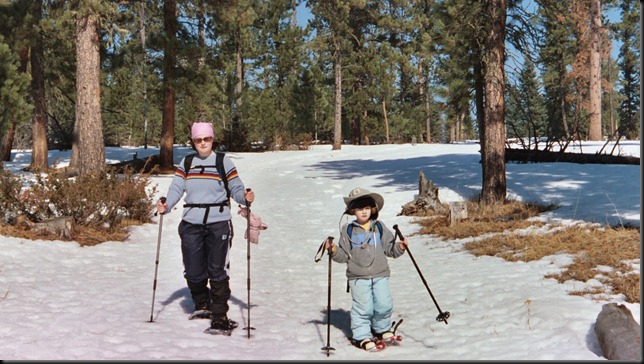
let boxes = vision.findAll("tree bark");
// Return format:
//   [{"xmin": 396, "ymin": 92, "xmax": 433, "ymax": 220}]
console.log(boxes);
[
  {"xmin": 332, "ymin": 41, "xmax": 342, "ymax": 150},
  {"xmin": 30, "ymin": 0, "xmax": 49, "ymax": 172},
  {"xmin": 383, "ymin": 100, "xmax": 390, "ymax": 144},
  {"xmin": 587, "ymin": 0, "xmax": 602, "ymax": 141},
  {"xmin": 481, "ymin": 0, "xmax": 507, "ymax": 205},
  {"xmin": 0, "ymin": 48, "xmax": 28, "ymax": 162},
  {"xmin": 159, "ymin": 0, "xmax": 177, "ymax": 172},
  {"xmin": 75, "ymin": 4, "xmax": 105, "ymax": 178}
]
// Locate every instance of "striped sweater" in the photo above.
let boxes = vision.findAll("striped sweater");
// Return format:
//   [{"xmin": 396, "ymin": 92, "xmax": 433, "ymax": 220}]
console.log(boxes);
[{"xmin": 164, "ymin": 152, "xmax": 248, "ymax": 224}]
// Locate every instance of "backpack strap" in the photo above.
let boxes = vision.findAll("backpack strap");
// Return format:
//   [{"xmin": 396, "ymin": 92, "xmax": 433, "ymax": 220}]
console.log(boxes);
[
  {"xmin": 183, "ymin": 152, "xmax": 230, "ymax": 200},
  {"xmin": 183, "ymin": 153, "xmax": 196, "ymax": 175},
  {"xmin": 215, "ymin": 151, "xmax": 230, "ymax": 203},
  {"xmin": 374, "ymin": 220, "xmax": 383, "ymax": 237}
]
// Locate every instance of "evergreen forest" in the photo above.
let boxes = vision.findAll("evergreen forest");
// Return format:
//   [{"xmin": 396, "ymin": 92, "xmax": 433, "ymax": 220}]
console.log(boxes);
[{"xmin": 0, "ymin": 1, "xmax": 640, "ymax": 174}]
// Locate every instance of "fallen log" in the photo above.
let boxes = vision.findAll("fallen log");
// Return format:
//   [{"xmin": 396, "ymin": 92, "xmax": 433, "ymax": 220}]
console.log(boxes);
[
  {"xmin": 594, "ymin": 302, "xmax": 641, "ymax": 360},
  {"xmin": 20, "ymin": 216, "xmax": 75, "ymax": 240},
  {"xmin": 505, "ymin": 148, "xmax": 639, "ymax": 165}
]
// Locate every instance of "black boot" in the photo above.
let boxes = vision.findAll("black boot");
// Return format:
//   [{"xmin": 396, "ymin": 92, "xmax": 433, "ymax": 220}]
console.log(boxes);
[
  {"xmin": 187, "ymin": 279, "xmax": 210, "ymax": 313},
  {"xmin": 208, "ymin": 277, "xmax": 231, "ymax": 315},
  {"xmin": 210, "ymin": 314, "xmax": 238, "ymax": 330}
]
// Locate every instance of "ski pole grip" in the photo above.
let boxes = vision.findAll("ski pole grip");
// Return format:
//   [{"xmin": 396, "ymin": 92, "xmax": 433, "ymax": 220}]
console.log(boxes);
[
  {"xmin": 245, "ymin": 188, "xmax": 252, "ymax": 208},
  {"xmin": 155, "ymin": 197, "xmax": 167, "ymax": 216},
  {"xmin": 326, "ymin": 236, "xmax": 334, "ymax": 255},
  {"xmin": 393, "ymin": 224, "xmax": 404, "ymax": 240}
]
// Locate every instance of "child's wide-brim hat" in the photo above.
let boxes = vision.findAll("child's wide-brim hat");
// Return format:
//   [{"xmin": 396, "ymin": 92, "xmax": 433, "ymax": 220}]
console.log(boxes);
[{"xmin": 343, "ymin": 188, "xmax": 384, "ymax": 210}]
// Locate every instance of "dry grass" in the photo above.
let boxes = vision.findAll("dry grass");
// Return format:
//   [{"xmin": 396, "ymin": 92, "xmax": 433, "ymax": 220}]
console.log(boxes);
[
  {"xmin": 412, "ymin": 199, "xmax": 641, "ymax": 304},
  {"xmin": 415, "ymin": 199, "xmax": 554, "ymax": 239},
  {"xmin": 0, "ymin": 220, "xmax": 142, "ymax": 247}
]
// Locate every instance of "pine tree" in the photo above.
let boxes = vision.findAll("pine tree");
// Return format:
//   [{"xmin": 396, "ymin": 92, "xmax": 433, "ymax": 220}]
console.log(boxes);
[{"xmin": 75, "ymin": 0, "xmax": 105, "ymax": 177}]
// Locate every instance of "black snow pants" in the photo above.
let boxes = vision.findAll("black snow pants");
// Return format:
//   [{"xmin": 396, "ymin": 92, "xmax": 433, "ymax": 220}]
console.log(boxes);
[{"xmin": 179, "ymin": 219, "xmax": 233, "ymax": 316}]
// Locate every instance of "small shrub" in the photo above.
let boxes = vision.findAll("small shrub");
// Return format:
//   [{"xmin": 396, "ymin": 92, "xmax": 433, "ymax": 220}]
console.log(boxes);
[
  {"xmin": 0, "ymin": 169, "xmax": 28, "ymax": 223},
  {"xmin": 0, "ymin": 166, "xmax": 158, "ymax": 245}
]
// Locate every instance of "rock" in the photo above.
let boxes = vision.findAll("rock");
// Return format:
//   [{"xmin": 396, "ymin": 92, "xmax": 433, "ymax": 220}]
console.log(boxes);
[{"xmin": 594, "ymin": 303, "xmax": 641, "ymax": 360}]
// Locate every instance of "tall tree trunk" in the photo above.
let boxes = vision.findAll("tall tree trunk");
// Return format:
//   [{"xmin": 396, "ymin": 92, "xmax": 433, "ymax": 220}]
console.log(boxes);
[
  {"xmin": 607, "ymin": 59, "xmax": 616, "ymax": 137},
  {"xmin": 449, "ymin": 123, "xmax": 455, "ymax": 143},
  {"xmin": 419, "ymin": 62, "xmax": 431, "ymax": 144},
  {"xmin": 232, "ymin": 32, "xmax": 244, "ymax": 150},
  {"xmin": 30, "ymin": 0, "xmax": 48, "ymax": 172},
  {"xmin": 561, "ymin": 81, "xmax": 570, "ymax": 138},
  {"xmin": 0, "ymin": 118, "xmax": 16, "ymax": 162},
  {"xmin": 160, "ymin": 0, "xmax": 177, "ymax": 171},
  {"xmin": 588, "ymin": 0, "xmax": 602, "ymax": 140},
  {"xmin": 235, "ymin": 40, "xmax": 243, "ymax": 116},
  {"xmin": 75, "ymin": 5, "xmax": 105, "ymax": 177},
  {"xmin": 473, "ymin": 57, "xmax": 485, "ymax": 142},
  {"xmin": 139, "ymin": 1, "xmax": 149, "ymax": 149},
  {"xmin": 332, "ymin": 42, "xmax": 342, "ymax": 150},
  {"xmin": 0, "ymin": 48, "xmax": 29, "ymax": 162},
  {"xmin": 481, "ymin": 0, "xmax": 507, "ymax": 205},
  {"xmin": 197, "ymin": 0, "xmax": 206, "ymax": 122},
  {"xmin": 362, "ymin": 109, "xmax": 369, "ymax": 145},
  {"xmin": 382, "ymin": 100, "xmax": 390, "ymax": 144}
]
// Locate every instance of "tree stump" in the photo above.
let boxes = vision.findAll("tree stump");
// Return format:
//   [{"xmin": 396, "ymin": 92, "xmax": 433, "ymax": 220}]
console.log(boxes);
[
  {"xmin": 448, "ymin": 201, "xmax": 468, "ymax": 226},
  {"xmin": 399, "ymin": 171, "xmax": 447, "ymax": 216},
  {"xmin": 594, "ymin": 303, "xmax": 641, "ymax": 360}
]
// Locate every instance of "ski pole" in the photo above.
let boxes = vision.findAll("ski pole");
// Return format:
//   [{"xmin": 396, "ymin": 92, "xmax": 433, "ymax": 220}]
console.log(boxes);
[
  {"xmin": 243, "ymin": 188, "xmax": 255, "ymax": 338},
  {"xmin": 393, "ymin": 224, "xmax": 450, "ymax": 325},
  {"xmin": 315, "ymin": 237, "xmax": 336, "ymax": 357},
  {"xmin": 149, "ymin": 197, "xmax": 166, "ymax": 323}
]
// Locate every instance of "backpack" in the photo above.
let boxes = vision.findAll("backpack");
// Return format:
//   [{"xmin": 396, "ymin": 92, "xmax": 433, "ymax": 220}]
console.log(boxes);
[
  {"xmin": 347, "ymin": 220, "xmax": 383, "ymax": 241},
  {"xmin": 182, "ymin": 151, "xmax": 231, "ymax": 223}
]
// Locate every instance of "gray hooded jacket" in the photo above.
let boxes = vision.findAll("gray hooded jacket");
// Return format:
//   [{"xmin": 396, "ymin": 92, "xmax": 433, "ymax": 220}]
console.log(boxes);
[{"xmin": 331, "ymin": 219, "xmax": 405, "ymax": 280}]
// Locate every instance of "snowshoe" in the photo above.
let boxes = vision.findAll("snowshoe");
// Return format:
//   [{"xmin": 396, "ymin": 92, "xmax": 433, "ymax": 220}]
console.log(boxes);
[
  {"xmin": 351, "ymin": 337, "xmax": 386, "ymax": 352},
  {"xmin": 373, "ymin": 319, "xmax": 403, "ymax": 346},
  {"xmin": 189, "ymin": 309, "xmax": 212, "ymax": 320},
  {"xmin": 204, "ymin": 315, "xmax": 238, "ymax": 336},
  {"xmin": 374, "ymin": 331, "xmax": 403, "ymax": 346}
]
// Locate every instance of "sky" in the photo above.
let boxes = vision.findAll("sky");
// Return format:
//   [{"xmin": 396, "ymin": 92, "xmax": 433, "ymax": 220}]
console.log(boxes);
[{"xmin": 0, "ymin": 140, "xmax": 640, "ymax": 360}]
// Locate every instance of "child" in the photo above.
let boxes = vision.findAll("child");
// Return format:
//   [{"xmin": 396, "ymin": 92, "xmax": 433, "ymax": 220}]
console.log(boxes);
[{"xmin": 325, "ymin": 187, "xmax": 408, "ymax": 351}]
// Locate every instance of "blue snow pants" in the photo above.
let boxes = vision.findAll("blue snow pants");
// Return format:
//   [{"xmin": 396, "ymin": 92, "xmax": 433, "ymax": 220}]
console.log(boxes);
[{"xmin": 349, "ymin": 276, "xmax": 394, "ymax": 341}]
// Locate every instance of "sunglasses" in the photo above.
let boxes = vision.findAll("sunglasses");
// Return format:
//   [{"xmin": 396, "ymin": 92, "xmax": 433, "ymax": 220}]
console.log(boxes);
[{"xmin": 193, "ymin": 136, "xmax": 213, "ymax": 144}]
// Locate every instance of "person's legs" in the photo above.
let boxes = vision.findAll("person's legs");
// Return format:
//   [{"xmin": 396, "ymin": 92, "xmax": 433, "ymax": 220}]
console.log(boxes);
[
  {"xmin": 204, "ymin": 220, "xmax": 237, "ymax": 330},
  {"xmin": 179, "ymin": 221, "xmax": 209, "ymax": 311},
  {"xmin": 371, "ymin": 277, "xmax": 394, "ymax": 336},
  {"xmin": 349, "ymin": 278, "xmax": 375, "ymax": 341}
]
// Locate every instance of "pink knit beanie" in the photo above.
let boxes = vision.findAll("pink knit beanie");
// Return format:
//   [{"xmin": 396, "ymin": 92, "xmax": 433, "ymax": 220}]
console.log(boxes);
[{"xmin": 191, "ymin": 122, "xmax": 214, "ymax": 139}]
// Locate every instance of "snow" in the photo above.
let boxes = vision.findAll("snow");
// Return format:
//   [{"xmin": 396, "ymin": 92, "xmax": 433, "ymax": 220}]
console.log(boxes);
[{"xmin": 0, "ymin": 141, "xmax": 640, "ymax": 360}]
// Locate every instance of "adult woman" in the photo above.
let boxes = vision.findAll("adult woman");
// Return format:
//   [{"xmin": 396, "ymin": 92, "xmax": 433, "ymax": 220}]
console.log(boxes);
[{"xmin": 156, "ymin": 122, "xmax": 254, "ymax": 331}]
